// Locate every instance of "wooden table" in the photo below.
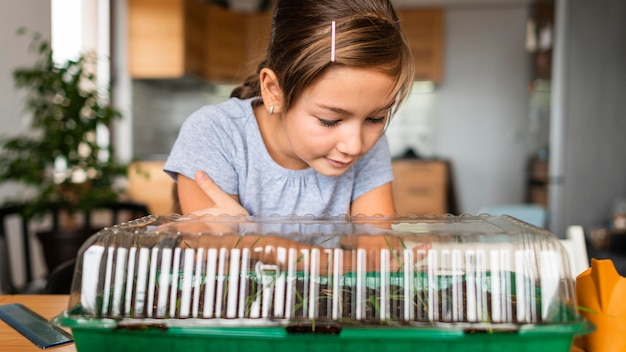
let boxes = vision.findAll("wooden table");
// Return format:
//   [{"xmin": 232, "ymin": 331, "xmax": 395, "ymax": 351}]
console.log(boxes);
[
  {"xmin": 0, "ymin": 295, "xmax": 586, "ymax": 352},
  {"xmin": 0, "ymin": 295, "xmax": 76, "ymax": 352}
]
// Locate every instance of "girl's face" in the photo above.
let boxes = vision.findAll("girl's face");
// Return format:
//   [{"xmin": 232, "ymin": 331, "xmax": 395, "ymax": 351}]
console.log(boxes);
[{"xmin": 281, "ymin": 66, "xmax": 396, "ymax": 177}]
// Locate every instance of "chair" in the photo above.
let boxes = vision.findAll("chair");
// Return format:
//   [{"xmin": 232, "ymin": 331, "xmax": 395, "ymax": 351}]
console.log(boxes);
[
  {"xmin": 560, "ymin": 225, "xmax": 590, "ymax": 278},
  {"xmin": 0, "ymin": 201, "xmax": 149, "ymax": 294},
  {"xmin": 0, "ymin": 205, "xmax": 44, "ymax": 294},
  {"xmin": 43, "ymin": 258, "xmax": 76, "ymax": 294},
  {"xmin": 478, "ymin": 203, "xmax": 547, "ymax": 228}
]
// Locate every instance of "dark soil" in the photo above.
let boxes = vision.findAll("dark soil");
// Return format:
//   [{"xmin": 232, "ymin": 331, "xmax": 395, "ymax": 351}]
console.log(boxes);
[{"xmin": 109, "ymin": 274, "xmax": 541, "ymax": 328}]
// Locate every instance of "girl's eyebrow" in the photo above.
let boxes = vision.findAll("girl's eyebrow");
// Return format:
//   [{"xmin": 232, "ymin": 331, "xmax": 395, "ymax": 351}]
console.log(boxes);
[
  {"xmin": 316, "ymin": 103, "xmax": 353, "ymax": 116},
  {"xmin": 316, "ymin": 101, "xmax": 395, "ymax": 116}
]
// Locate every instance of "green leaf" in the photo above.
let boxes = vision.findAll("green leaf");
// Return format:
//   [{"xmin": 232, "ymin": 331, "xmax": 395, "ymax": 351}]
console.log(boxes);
[{"xmin": 0, "ymin": 30, "xmax": 130, "ymax": 220}]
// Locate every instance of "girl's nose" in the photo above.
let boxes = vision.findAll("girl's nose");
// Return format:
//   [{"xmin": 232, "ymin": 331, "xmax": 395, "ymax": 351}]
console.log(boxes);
[{"xmin": 336, "ymin": 128, "xmax": 363, "ymax": 156}]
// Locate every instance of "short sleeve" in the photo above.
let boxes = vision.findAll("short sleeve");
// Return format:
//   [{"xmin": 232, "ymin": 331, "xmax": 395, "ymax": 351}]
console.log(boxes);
[
  {"xmin": 351, "ymin": 135, "xmax": 394, "ymax": 201},
  {"xmin": 163, "ymin": 106, "xmax": 240, "ymax": 195}
]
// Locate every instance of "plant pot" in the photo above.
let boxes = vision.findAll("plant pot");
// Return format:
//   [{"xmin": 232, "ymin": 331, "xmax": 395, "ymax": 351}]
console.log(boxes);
[{"xmin": 36, "ymin": 228, "xmax": 97, "ymax": 272}]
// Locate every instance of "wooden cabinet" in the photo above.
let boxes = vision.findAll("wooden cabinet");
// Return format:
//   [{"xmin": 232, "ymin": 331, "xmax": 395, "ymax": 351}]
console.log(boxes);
[
  {"xmin": 127, "ymin": 0, "xmax": 271, "ymax": 82},
  {"xmin": 204, "ymin": 5, "xmax": 271, "ymax": 82},
  {"xmin": 392, "ymin": 159, "xmax": 456, "ymax": 215},
  {"xmin": 127, "ymin": 161, "xmax": 175, "ymax": 215},
  {"xmin": 128, "ymin": 0, "xmax": 188, "ymax": 78},
  {"xmin": 396, "ymin": 8, "xmax": 444, "ymax": 83},
  {"xmin": 127, "ymin": 2, "xmax": 441, "ymax": 83}
]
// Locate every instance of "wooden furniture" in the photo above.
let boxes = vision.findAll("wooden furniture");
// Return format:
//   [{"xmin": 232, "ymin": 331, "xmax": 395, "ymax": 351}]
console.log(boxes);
[
  {"xmin": 127, "ymin": 161, "xmax": 176, "ymax": 215},
  {"xmin": 128, "ymin": 0, "xmax": 189, "ymax": 78},
  {"xmin": 127, "ymin": 0, "xmax": 271, "ymax": 82},
  {"xmin": 0, "ymin": 294, "xmax": 586, "ymax": 351},
  {"xmin": 391, "ymin": 159, "xmax": 457, "ymax": 216},
  {"xmin": 204, "ymin": 4, "xmax": 271, "ymax": 82},
  {"xmin": 0, "ymin": 295, "xmax": 76, "ymax": 352},
  {"xmin": 396, "ymin": 8, "xmax": 444, "ymax": 83},
  {"xmin": 128, "ymin": 2, "xmax": 443, "ymax": 83}
]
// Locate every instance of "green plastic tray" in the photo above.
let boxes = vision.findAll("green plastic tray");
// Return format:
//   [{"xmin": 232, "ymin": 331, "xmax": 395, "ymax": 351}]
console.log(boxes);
[{"xmin": 55, "ymin": 314, "xmax": 592, "ymax": 352}]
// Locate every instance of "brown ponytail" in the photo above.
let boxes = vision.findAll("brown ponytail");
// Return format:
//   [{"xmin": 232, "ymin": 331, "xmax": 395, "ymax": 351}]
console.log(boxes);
[{"xmin": 230, "ymin": 60, "xmax": 266, "ymax": 107}]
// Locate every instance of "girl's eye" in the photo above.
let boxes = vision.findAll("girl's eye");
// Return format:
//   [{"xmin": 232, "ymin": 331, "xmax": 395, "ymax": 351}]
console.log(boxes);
[
  {"xmin": 318, "ymin": 118, "xmax": 339, "ymax": 128},
  {"xmin": 367, "ymin": 116, "xmax": 387, "ymax": 125}
]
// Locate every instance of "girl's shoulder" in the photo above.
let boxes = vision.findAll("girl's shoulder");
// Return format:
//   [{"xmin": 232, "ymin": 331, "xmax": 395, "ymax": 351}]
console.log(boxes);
[
  {"xmin": 191, "ymin": 97, "xmax": 256, "ymax": 122},
  {"xmin": 183, "ymin": 97, "xmax": 258, "ymax": 135}
]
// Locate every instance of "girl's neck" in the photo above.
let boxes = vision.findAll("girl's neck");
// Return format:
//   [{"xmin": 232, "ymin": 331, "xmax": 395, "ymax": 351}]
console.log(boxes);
[{"xmin": 253, "ymin": 105, "xmax": 309, "ymax": 170}]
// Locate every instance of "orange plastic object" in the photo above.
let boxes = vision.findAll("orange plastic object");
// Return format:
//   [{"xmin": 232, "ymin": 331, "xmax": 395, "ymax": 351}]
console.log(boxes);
[{"xmin": 576, "ymin": 258, "xmax": 626, "ymax": 352}]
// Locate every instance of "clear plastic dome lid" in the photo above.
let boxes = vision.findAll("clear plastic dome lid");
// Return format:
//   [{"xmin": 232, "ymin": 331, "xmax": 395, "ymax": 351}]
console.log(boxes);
[{"xmin": 65, "ymin": 214, "xmax": 580, "ymax": 331}]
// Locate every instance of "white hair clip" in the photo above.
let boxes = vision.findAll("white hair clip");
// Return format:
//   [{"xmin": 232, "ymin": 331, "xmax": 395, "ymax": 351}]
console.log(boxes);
[{"xmin": 331, "ymin": 21, "xmax": 336, "ymax": 62}]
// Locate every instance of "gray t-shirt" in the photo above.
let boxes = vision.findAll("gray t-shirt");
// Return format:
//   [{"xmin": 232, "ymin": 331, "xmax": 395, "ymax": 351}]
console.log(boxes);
[{"xmin": 164, "ymin": 97, "xmax": 393, "ymax": 216}]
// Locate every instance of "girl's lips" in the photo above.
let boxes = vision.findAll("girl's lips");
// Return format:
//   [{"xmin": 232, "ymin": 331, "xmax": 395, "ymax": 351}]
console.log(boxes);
[{"xmin": 326, "ymin": 157, "xmax": 352, "ymax": 168}]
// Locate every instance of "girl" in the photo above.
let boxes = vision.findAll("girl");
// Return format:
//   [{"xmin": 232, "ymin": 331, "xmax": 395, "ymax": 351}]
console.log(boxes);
[{"xmin": 164, "ymin": 0, "xmax": 414, "ymax": 217}]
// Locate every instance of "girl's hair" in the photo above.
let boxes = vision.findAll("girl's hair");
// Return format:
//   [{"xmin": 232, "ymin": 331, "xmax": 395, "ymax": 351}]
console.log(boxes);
[{"xmin": 231, "ymin": 0, "xmax": 414, "ymax": 114}]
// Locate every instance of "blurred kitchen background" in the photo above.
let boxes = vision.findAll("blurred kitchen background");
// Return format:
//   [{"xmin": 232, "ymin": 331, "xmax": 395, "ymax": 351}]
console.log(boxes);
[{"xmin": 1, "ymin": 0, "xmax": 625, "ymax": 237}]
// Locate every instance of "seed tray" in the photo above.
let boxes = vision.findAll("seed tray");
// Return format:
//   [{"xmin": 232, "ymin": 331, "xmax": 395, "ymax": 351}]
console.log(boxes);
[{"xmin": 55, "ymin": 214, "xmax": 592, "ymax": 351}]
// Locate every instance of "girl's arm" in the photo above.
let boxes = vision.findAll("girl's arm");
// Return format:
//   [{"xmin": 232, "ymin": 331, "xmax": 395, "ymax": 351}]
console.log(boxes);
[
  {"xmin": 177, "ymin": 171, "xmax": 248, "ymax": 216},
  {"xmin": 349, "ymin": 182, "xmax": 396, "ymax": 216}
]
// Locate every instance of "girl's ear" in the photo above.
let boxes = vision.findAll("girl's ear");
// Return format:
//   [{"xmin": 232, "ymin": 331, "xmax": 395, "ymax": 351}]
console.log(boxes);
[{"xmin": 259, "ymin": 68, "xmax": 284, "ymax": 114}]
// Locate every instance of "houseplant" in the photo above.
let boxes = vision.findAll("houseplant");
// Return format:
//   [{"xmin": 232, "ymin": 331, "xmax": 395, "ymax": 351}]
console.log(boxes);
[{"xmin": 0, "ymin": 31, "xmax": 129, "ymax": 270}]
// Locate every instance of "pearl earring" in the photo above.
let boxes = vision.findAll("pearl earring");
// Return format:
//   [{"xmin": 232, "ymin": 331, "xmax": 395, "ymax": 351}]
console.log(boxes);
[{"xmin": 269, "ymin": 105, "xmax": 275, "ymax": 115}]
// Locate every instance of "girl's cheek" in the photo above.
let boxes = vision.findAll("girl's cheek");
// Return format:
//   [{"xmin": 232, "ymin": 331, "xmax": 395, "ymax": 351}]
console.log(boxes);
[{"xmin": 363, "ymin": 129, "xmax": 383, "ymax": 146}]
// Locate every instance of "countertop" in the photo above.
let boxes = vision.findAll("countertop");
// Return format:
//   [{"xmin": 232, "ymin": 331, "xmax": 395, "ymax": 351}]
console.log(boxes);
[
  {"xmin": 0, "ymin": 295, "xmax": 587, "ymax": 352},
  {"xmin": 0, "ymin": 295, "xmax": 76, "ymax": 352}
]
